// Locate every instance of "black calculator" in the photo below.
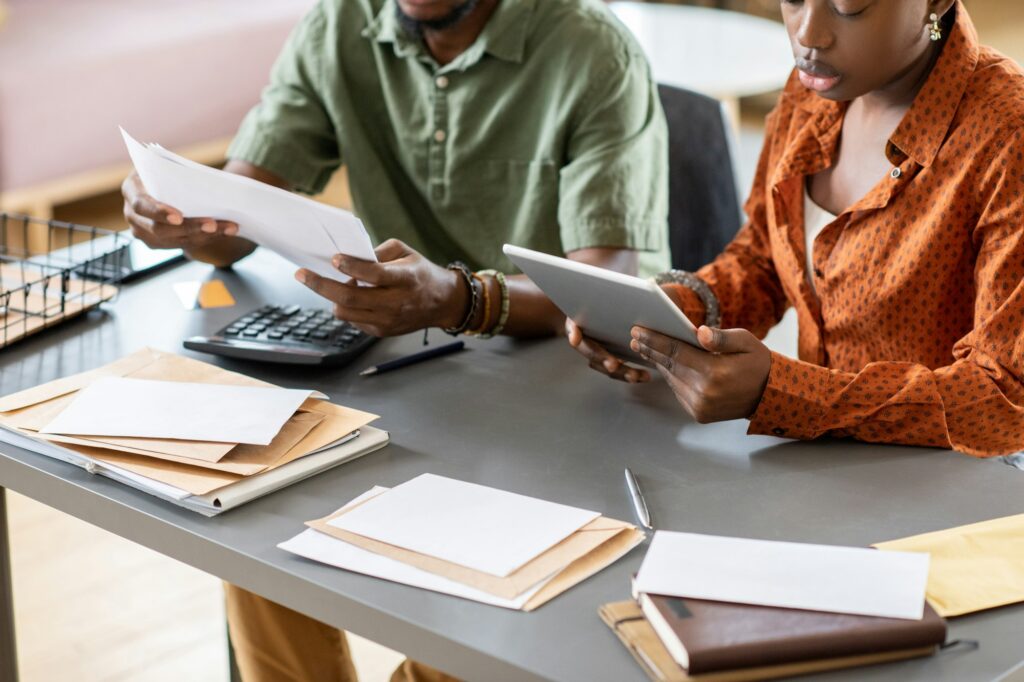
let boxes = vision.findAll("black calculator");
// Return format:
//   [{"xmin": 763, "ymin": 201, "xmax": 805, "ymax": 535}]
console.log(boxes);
[{"xmin": 184, "ymin": 304, "xmax": 378, "ymax": 366}]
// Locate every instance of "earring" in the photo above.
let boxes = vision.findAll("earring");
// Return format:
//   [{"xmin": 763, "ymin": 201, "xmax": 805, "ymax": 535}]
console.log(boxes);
[{"xmin": 929, "ymin": 13, "xmax": 943, "ymax": 41}]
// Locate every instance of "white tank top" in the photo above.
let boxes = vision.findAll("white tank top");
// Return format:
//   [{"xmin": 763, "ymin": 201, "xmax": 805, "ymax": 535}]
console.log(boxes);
[{"xmin": 804, "ymin": 187, "xmax": 837, "ymax": 294}]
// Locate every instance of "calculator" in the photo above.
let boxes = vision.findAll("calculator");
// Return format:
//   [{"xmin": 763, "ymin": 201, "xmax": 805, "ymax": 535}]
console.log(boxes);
[{"xmin": 183, "ymin": 304, "xmax": 378, "ymax": 366}]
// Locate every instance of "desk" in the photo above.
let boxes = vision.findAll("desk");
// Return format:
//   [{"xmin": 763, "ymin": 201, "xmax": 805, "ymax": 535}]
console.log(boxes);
[
  {"xmin": 609, "ymin": 2, "xmax": 792, "ymax": 124},
  {"xmin": 1, "ymin": 250, "xmax": 1022, "ymax": 682}
]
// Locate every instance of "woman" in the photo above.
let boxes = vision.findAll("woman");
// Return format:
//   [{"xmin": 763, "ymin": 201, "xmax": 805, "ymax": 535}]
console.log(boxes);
[{"xmin": 571, "ymin": 0, "xmax": 1024, "ymax": 457}]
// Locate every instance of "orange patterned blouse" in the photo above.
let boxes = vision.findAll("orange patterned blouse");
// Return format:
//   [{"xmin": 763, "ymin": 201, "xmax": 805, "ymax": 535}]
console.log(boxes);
[{"xmin": 668, "ymin": 2, "xmax": 1024, "ymax": 457}]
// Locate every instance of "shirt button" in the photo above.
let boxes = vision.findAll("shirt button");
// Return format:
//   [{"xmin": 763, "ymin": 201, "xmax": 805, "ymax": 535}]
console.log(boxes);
[
  {"xmin": 890, "ymin": 167, "xmax": 902, "ymax": 179},
  {"xmin": 772, "ymin": 427, "xmax": 786, "ymax": 437},
  {"xmin": 434, "ymin": 129, "xmax": 447, "ymax": 143},
  {"xmin": 435, "ymin": 76, "xmax": 449, "ymax": 89}
]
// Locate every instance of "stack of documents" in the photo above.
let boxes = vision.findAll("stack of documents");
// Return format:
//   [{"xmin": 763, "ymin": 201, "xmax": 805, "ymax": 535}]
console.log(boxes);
[
  {"xmin": 0, "ymin": 348, "xmax": 388, "ymax": 515},
  {"xmin": 121, "ymin": 128, "xmax": 376, "ymax": 283},
  {"xmin": 602, "ymin": 531, "xmax": 945, "ymax": 682},
  {"xmin": 280, "ymin": 473, "xmax": 646, "ymax": 610}
]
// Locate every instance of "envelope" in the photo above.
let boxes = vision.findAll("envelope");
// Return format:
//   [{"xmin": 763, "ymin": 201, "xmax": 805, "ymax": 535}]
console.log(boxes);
[
  {"xmin": 307, "ymin": 488, "xmax": 645, "ymax": 602},
  {"xmin": 875, "ymin": 513, "xmax": 1024, "ymax": 617},
  {"xmin": 0, "ymin": 348, "xmax": 379, "ymax": 494}
]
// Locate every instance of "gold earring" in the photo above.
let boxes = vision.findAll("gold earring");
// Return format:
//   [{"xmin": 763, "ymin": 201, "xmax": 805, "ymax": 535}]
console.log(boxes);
[{"xmin": 929, "ymin": 13, "xmax": 943, "ymax": 41}]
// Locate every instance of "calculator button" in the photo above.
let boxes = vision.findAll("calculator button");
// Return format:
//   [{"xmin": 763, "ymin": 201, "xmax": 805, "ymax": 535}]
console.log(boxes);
[
  {"xmin": 224, "ymin": 328, "xmax": 242, "ymax": 336},
  {"xmin": 311, "ymin": 331, "xmax": 330, "ymax": 340},
  {"xmin": 281, "ymin": 305, "xmax": 301, "ymax": 316},
  {"xmin": 267, "ymin": 331, "xmax": 285, "ymax": 340},
  {"xmin": 242, "ymin": 329, "xmax": 261, "ymax": 337},
  {"xmin": 291, "ymin": 329, "xmax": 311, "ymax": 338}
]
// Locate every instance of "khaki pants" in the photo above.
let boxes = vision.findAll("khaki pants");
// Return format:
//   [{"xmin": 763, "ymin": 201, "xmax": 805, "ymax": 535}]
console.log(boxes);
[{"xmin": 225, "ymin": 584, "xmax": 461, "ymax": 682}]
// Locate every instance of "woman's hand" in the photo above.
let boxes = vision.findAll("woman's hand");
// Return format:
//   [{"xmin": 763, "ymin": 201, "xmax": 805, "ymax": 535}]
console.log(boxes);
[
  {"xmin": 565, "ymin": 318, "xmax": 651, "ymax": 383},
  {"xmin": 631, "ymin": 325, "xmax": 771, "ymax": 423}
]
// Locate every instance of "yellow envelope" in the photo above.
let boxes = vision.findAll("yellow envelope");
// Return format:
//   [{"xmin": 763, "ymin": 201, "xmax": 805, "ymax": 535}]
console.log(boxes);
[
  {"xmin": 308, "ymin": 488, "xmax": 645, "ymax": 609},
  {"xmin": 875, "ymin": 513, "xmax": 1024, "ymax": 617}
]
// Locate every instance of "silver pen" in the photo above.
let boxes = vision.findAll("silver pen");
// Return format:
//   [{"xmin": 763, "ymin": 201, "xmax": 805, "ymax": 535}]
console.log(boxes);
[{"xmin": 624, "ymin": 467, "xmax": 653, "ymax": 530}]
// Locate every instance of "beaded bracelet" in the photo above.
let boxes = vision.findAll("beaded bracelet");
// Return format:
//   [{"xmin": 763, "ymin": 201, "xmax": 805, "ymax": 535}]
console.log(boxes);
[
  {"xmin": 476, "ymin": 269, "xmax": 510, "ymax": 338},
  {"xmin": 442, "ymin": 261, "xmax": 479, "ymax": 336},
  {"xmin": 652, "ymin": 270, "xmax": 721, "ymax": 328}
]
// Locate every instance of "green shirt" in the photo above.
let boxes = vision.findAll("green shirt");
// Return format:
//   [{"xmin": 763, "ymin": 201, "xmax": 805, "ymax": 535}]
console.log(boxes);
[{"xmin": 228, "ymin": 0, "xmax": 670, "ymax": 275}]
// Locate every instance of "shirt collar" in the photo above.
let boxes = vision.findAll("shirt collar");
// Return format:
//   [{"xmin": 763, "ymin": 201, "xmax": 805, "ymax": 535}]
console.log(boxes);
[
  {"xmin": 362, "ymin": 0, "xmax": 535, "ymax": 68},
  {"xmin": 888, "ymin": 0, "xmax": 979, "ymax": 167}
]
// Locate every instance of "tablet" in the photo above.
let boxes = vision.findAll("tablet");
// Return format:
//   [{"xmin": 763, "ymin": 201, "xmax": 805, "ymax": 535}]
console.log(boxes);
[{"xmin": 503, "ymin": 244, "xmax": 700, "ymax": 353}]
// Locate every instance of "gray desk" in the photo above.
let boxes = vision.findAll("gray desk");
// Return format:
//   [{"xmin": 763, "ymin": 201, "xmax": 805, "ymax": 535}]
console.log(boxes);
[{"xmin": 1, "ymin": 251, "xmax": 1022, "ymax": 682}]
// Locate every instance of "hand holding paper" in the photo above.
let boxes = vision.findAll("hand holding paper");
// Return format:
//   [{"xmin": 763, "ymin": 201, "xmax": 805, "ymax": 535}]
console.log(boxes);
[{"xmin": 121, "ymin": 128, "xmax": 377, "ymax": 282}]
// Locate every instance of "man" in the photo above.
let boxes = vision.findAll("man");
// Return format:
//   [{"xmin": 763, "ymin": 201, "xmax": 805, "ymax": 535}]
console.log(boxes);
[
  {"xmin": 124, "ymin": 0, "xmax": 668, "ymax": 340},
  {"xmin": 123, "ymin": 0, "xmax": 668, "ymax": 678}
]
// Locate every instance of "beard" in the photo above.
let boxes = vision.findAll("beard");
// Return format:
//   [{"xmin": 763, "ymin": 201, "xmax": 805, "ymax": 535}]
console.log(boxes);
[{"xmin": 395, "ymin": 0, "xmax": 482, "ymax": 36}]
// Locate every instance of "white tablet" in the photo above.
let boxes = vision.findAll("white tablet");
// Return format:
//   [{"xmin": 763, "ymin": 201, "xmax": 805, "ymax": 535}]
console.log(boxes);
[{"xmin": 503, "ymin": 244, "xmax": 700, "ymax": 353}]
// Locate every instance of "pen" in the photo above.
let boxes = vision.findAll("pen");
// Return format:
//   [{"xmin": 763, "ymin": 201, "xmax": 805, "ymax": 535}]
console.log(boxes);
[
  {"xmin": 359, "ymin": 340, "xmax": 465, "ymax": 377},
  {"xmin": 624, "ymin": 467, "xmax": 653, "ymax": 530}
]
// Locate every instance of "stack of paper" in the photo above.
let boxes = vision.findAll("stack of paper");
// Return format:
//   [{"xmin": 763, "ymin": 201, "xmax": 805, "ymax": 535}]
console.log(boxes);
[
  {"xmin": 279, "ymin": 473, "xmax": 646, "ymax": 610},
  {"xmin": 121, "ymin": 128, "xmax": 377, "ymax": 283},
  {"xmin": 0, "ymin": 348, "xmax": 388, "ymax": 515}
]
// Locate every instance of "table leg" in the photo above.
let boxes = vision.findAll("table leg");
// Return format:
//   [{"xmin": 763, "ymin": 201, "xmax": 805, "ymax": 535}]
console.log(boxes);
[{"xmin": 0, "ymin": 487, "xmax": 18, "ymax": 682}]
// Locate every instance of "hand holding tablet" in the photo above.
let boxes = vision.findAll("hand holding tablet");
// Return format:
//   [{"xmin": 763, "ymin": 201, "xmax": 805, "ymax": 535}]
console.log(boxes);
[{"xmin": 503, "ymin": 244, "xmax": 701, "ymax": 354}]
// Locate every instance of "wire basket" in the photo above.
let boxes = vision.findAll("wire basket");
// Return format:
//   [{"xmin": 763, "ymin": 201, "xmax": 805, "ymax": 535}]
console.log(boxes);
[{"xmin": 0, "ymin": 213, "xmax": 128, "ymax": 350}]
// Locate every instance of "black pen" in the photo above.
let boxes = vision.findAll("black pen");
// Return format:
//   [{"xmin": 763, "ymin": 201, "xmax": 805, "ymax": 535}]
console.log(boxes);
[{"xmin": 359, "ymin": 340, "xmax": 466, "ymax": 377}]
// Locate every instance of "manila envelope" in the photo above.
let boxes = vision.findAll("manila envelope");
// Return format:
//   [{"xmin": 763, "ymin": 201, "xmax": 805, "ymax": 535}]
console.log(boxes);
[
  {"xmin": 598, "ymin": 601, "xmax": 935, "ymax": 682},
  {"xmin": 874, "ymin": 513, "xmax": 1024, "ymax": 617},
  {"xmin": 0, "ymin": 348, "xmax": 379, "ymax": 493},
  {"xmin": 308, "ymin": 488, "xmax": 645, "ymax": 603}
]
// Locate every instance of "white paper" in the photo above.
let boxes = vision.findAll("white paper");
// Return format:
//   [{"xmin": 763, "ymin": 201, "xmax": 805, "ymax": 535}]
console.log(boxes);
[
  {"xmin": 41, "ymin": 377, "xmax": 314, "ymax": 446},
  {"xmin": 635, "ymin": 531, "xmax": 930, "ymax": 620},
  {"xmin": 328, "ymin": 473, "xmax": 600, "ymax": 577},
  {"xmin": 121, "ymin": 128, "xmax": 377, "ymax": 282},
  {"xmin": 280, "ymin": 488, "xmax": 555, "ymax": 609}
]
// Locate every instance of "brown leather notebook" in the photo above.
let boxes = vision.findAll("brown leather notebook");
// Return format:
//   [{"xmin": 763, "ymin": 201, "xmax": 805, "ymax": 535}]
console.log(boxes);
[
  {"xmin": 599, "ymin": 601, "xmax": 937, "ymax": 682},
  {"xmin": 638, "ymin": 592, "xmax": 946, "ymax": 675}
]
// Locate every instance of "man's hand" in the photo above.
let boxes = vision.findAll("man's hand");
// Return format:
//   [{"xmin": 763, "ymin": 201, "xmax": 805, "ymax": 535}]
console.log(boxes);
[
  {"xmin": 295, "ymin": 239, "xmax": 468, "ymax": 337},
  {"xmin": 631, "ymin": 325, "xmax": 772, "ymax": 423},
  {"xmin": 121, "ymin": 172, "xmax": 238, "ymax": 250}
]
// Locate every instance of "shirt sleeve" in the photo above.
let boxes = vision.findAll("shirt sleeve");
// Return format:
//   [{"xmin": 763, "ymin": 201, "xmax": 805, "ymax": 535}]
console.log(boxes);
[
  {"xmin": 226, "ymin": 0, "xmax": 341, "ymax": 195},
  {"xmin": 557, "ymin": 41, "xmax": 668, "ymax": 255},
  {"xmin": 663, "ymin": 108, "xmax": 790, "ymax": 338},
  {"xmin": 748, "ymin": 126, "xmax": 1024, "ymax": 457}
]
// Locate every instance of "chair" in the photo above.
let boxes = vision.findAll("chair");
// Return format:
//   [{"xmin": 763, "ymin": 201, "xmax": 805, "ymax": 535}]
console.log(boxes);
[{"xmin": 658, "ymin": 84, "xmax": 744, "ymax": 271}]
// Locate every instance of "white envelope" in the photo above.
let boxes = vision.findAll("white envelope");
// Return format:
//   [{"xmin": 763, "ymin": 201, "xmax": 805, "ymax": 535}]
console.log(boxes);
[
  {"xmin": 41, "ymin": 377, "xmax": 317, "ymax": 446},
  {"xmin": 280, "ymin": 488, "xmax": 555, "ymax": 609},
  {"xmin": 635, "ymin": 531, "xmax": 930, "ymax": 620},
  {"xmin": 122, "ymin": 128, "xmax": 377, "ymax": 282},
  {"xmin": 327, "ymin": 473, "xmax": 600, "ymax": 577}
]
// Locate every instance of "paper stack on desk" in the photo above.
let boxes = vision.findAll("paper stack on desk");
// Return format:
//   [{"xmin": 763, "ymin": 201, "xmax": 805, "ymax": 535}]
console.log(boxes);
[
  {"xmin": 279, "ymin": 473, "xmax": 646, "ymax": 610},
  {"xmin": 121, "ymin": 127, "xmax": 377, "ymax": 283},
  {"xmin": 601, "ymin": 531, "xmax": 944, "ymax": 682},
  {"xmin": 0, "ymin": 348, "xmax": 388, "ymax": 515}
]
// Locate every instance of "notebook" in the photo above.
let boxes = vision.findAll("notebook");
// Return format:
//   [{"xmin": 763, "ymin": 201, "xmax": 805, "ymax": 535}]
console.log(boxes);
[
  {"xmin": 637, "ymin": 592, "xmax": 946, "ymax": 675},
  {"xmin": 599, "ymin": 601, "xmax": 938, "ymax": 682}
]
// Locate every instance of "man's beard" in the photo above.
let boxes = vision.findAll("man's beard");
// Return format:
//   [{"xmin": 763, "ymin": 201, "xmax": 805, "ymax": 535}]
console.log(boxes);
[{"xmin": 395, "ymin": 0, "xmax": 482, "ymax": 36}]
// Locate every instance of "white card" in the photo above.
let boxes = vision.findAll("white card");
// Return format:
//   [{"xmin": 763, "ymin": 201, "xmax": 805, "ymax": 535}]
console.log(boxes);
[
  {"xmin": 41, "ymin": 377, "xmax": 314, "ymax": 446},
  {"xmin": 635, "ymin": 531, "xmax": 930, "ymax": 620},
  {"xmin": 280, "ymin": 489, "xmax": 555, "ymax": 610},
  {"xmin": 327, "ymin": 473, "xmax": 600, "ymax": 577}
]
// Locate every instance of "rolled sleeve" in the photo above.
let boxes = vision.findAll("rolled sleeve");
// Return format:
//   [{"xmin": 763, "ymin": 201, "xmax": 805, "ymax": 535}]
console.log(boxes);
[
  {"xmin": 227, "ymin": 1, "xmax": 341, "ymax": 195},
  {"xmin": 557, "ymin": 44, "xmax": 669, "ymax": 259}
]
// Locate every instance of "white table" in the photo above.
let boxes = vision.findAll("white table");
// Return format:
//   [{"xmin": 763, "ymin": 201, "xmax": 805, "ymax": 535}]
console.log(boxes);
[{"xmin": 609, "ymin": 2, "xmax": 793, "ymax": 123}]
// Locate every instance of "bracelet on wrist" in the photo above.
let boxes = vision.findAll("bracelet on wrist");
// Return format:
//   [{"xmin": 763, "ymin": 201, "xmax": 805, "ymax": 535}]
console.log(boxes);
[
  {"xmin": 442, "ymin": 261, "xmax": 479, "ymax": 336},
  {"xmin": 476, "ymin": 269, "xmax": 510, "ymax": 338},
  {"xmin": 652, "ymin": 270, "xmax": 721, "ymax": 328}
]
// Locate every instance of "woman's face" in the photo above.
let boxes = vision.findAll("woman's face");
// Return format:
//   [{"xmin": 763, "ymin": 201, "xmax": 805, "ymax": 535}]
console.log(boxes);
[{"xmin": 780, "ymin": 0, "xmax": 944, "ymax": 101}]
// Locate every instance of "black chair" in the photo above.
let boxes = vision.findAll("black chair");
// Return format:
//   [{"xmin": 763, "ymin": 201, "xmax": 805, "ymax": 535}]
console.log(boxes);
[{"xmin": 658, "ymin": 84, "xmax": 744, "ymax": 271}]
